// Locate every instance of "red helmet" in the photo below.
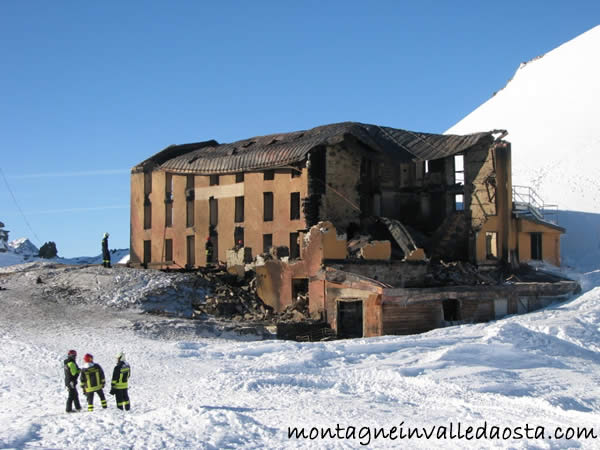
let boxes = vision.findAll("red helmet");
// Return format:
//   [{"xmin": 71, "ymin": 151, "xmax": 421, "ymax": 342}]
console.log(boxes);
[
  {"xmin": 67, "ymin": 350, "xmax": 77, "ymax": 358},
  {"xmin": 83, "ymin": 353, "xmax": 93, "ymax": 363}
]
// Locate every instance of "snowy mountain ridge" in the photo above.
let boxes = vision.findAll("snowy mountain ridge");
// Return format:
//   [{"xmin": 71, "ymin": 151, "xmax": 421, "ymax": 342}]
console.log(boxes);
[{"xmin": 8, "ymin": 238, "xmax": 39, "ymax": 257}]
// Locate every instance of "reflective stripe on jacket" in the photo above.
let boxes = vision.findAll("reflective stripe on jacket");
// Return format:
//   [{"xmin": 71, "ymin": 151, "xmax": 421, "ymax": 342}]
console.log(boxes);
[
  {"xmin": 112, "ymin": 361, "xmax": 131, "ymax": 389},
  {"xmin": 81, "ymin": 363, "xmax": 105, "ymax": 393}
]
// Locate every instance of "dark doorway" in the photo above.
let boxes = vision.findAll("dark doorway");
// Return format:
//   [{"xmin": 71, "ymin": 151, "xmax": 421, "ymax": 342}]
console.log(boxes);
[
  {"xmin": 442, "ymin": 299, "xmax": 460, "ymax": 322},
  {"xmin": 337, "ymin": 300, "xmax": 363, "ymax": 339}
]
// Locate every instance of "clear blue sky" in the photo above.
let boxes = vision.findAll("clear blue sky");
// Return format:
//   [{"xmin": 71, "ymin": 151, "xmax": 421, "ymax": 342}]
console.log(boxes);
[{"xmin": 1, "ymin": 1, "xmax": 598, "ymax": 257}]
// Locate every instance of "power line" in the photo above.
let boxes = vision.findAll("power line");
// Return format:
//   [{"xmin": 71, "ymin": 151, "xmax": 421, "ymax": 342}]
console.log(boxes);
[{"xmin": 0, "ymin": 167, "xmax": 42, "ymax": 246}]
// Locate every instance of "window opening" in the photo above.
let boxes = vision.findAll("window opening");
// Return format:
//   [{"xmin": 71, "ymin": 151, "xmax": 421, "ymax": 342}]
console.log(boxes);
[
  {"xmin": 165, "ymin": 202, "xmax": 173, "ymax": 227},
  {"xmin": 454, "ymin": 154, "xmax": 464, "ymax": 185},
  {"xmin": 165, "ymin": 173, "xmax": 173, "ymax": 200},
  {"xmin": 144, "ymin": 172, "xmax": 152, "ymax": 194},
  {"xmin": 209, "ymin": 197, "xmax": 218, "ymax": 226},
  {"xmin": 263, "ymin": 234, "xmax": 273, "ymax": 253},
  {"xmin": 165, "ymin": 173, "xmax": 173, "ymax": 227},
  {"xmin": 186, "ymin": 175, "xmax": 194, "ymax": 190},
  {"xmin": 143, "ymin": 240, "xmax": 151, "ymax": 265},
  {"xmin": 235, "ymin": 196, "xmax": 244, "ymax": 223},
  {"xmin": 290, "ymin": 192, "xmax": 300, "ymax": 220},
  {"xmin": 292, "ymin": 278, "xmax": 308, "ymax": 302},
  {"xmin": 206, "ymin": 233, "xmax": 217, "ymax": 264},
  {"xmin": 186, "ymin": 235, "xmax": 195, "ymax": 268},
  {"xmin": 289, "ymin": 232, "xmax": 300, "ymax": 259},
  {"xmin": 143, "ymin": 202, "xmax": 152, "ymax": 230},
  {"xmin": 186, "ymin": 198, "xmax": 194, "ymax": 228},
  {"xmin": 531, "ymin": 232, "xmax": 542, "ymax": 260},
  {"xmin": 263, "ymin": 192, "xmax": 273, "ymax": 221},
  {"xmin": 234, "ymin": 227, "xmax": 244, "ymax": 248},
  {"xmin": 485, "ymin": 231, "xmax": 498, "ymax": 259},
  {"xmin": 455, "ymin": 194, "xmax": 464, "ymax": 211},
  {"xmin": 165, "ymin": 239, "xmax": 173, "ymax": 262}
]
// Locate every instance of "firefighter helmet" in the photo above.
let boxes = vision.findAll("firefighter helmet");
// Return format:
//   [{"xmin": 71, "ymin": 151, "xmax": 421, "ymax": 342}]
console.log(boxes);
[
  {"xmin": 67, "ymin": 349, "xmax": 77, "ymax": 358},
  {"xmin": 83, "ymin": 353, "xmax": 93, "ymax": 363},
  {"xmin": 116, "ymin": 351, "xmax": 125, "ymax": 361}
]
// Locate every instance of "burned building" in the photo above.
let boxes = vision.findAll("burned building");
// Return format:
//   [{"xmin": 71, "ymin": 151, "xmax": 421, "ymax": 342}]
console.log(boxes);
[{"xmin": 130, "ymin": 122, "xmax": 576, "ymax": 337}]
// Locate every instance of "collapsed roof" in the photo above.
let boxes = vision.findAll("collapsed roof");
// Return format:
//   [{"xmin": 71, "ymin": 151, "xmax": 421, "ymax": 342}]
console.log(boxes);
[{"xmin": 132, "ymin": 122, "xmax": 500, "ymax": 174}]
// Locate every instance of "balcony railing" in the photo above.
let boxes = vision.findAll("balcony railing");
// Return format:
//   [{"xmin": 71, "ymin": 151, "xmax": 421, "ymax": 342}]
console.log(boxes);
[{"xmin": 512, "ymin": 185, "xmax": 558, "ymax": 224}]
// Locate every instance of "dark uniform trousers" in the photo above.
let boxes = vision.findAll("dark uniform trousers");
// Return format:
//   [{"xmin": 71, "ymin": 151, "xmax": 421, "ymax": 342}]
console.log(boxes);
[
  {"xmin": 66, "ymin": 386, "xmax": 81, "ymax": 412},
  {"xmin": 115, "ymin": 389, "xmax": 130, "ymax": 410},
  {"xmin": 86, "ymin": 390, "xmax": 107, "ymax": 411}
]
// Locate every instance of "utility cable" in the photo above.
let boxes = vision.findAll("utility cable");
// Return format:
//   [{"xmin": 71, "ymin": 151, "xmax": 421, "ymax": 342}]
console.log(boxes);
[{"xmin": 0, "ymin": 167, "xmax": 42, "ymax": 246}]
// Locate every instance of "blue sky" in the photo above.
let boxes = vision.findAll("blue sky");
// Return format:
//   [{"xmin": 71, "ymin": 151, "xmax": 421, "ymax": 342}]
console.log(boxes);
[{"xmin": 1, "ymin": 1, "xmax": 599, "ymax": 257}]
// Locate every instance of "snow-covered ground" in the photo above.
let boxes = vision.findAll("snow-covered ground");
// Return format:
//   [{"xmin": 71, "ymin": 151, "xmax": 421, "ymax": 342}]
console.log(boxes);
[{"xmin": 0, "ymin": 262, "xmax": 599, "ymax": 449}]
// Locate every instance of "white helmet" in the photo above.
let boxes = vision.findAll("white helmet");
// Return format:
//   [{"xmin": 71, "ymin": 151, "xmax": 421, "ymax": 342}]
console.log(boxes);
[
  {"xmin": 116, "ymin": 351, "xmax": 125, "ymax": 361},
  {"xmin": 103, "ymin": 232, "xmax": 110, "ymax": 238}
]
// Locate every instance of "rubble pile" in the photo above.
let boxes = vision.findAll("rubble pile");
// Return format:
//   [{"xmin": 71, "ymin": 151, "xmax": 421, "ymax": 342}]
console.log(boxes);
[
  {"xmin": 192, "ymin": 269, "xmax": 274, "ymax": 322},
  {"xmin": 425, "ymin": 261, "xmax": 501, "ymax": 286},
  {"xmin": 277, "ymin": 294, "xmax": 310, "ymax": 323}
]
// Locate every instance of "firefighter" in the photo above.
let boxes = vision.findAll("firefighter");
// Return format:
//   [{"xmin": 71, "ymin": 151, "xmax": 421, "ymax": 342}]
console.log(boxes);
[
  {"xmin": 110, "ymin": 352, "xmax": 131, "ymax": 411},
  {"xmin": 64, "ymin": 349, "xmax": 82, "ymax": 413},
  {"xmin": 80, "ymin": 353, "xmax": 107, "ymax": 411},
  {"xmin": 205, "ymin": 236, "xmax": 214, "ymax": 264},
  {"xmin": 102, "ymin": 232, "xmax": 111, "ymax": 268}
]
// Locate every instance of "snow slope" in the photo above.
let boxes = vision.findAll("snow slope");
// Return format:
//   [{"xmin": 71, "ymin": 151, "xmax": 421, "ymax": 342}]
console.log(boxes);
[
  {"xmin": 447, "ymin": 25, "xmax": 600, "ymax": 270},
  {"xmin": 1, "ymin": 264, "xmax": 600, "ymax": 448}
]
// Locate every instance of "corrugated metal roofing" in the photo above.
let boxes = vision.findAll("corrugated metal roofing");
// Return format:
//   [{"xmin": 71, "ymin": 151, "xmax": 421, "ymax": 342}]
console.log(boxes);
[{"xmin": 133, "ymin": 122, "xmax": 497, "ymax": 174}]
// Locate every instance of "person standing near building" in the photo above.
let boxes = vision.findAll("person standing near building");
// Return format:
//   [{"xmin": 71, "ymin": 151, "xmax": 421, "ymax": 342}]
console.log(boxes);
[
  {"xmin": 102, "ymin": 232, "xmax": 111, "ymax": 268},
  {"xmin": 80, "ymin": 353, "xmax": 107, "ymax": 411},
  {"xmin": 110, "ymin": 352, "xmax": 131, "ymax": 411},
  {"xmin": 64, "ymin": 349, "xmax": 82, "ymax": 413}
]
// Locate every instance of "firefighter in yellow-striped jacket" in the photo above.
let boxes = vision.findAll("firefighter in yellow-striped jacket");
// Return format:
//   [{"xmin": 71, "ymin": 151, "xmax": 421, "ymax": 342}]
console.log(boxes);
[
  {"xmin": 80, "ymin": 354, "xmax": 107, "ymax": 411},
  {"xmin": 110, "ymin": 352, "xmax": 131, "ymax": 411}
]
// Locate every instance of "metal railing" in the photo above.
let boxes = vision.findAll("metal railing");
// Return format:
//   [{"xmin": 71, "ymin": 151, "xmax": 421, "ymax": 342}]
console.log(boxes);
[{"xmin": 512, "ymin": 185, "xmax": 558, "ymax": 224}]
